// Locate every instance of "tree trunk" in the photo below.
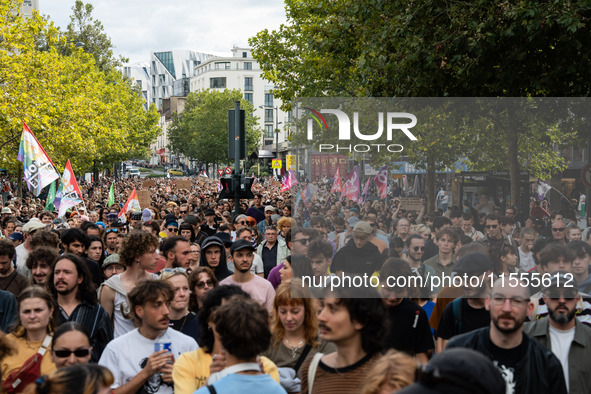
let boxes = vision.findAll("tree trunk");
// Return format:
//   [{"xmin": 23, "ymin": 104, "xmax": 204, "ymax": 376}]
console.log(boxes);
[
  {"xmin": 426, "ymin": 153, "xmax": 436, "ymax": 213},
  {"xmin": 17, "ymin": 163, "xmax": 23, "ymax": 199},
  {"xmin": 506, "ymin": 126, "xmax": 520, "ymax": 209}
]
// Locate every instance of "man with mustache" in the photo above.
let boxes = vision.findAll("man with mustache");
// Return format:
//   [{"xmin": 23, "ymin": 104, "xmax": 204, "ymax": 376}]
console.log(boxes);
[
  {"xmin": 447, "ymin": 278, "xmax": 567, "ymax": 394},
  {"xmin": 524, "ymin": 272, "xmax": 591, "ymax": 394},
  {"xmin": 48, "ymin": 253, "xmax": 113, "ymax": 362},
  {"xmin": 220, "ymin": 239, "xmax": 275, "ymax": 311},
  {"xmin": 99, "ymin": 279, "xmax": 197, "ymax": 394}
]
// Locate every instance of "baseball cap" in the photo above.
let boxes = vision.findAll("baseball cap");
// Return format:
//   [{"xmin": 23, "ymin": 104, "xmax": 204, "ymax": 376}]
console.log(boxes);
[
  {"xmin": 215, "ymin": 232, "xmax": 233, "ymax": 247},
  {"xmin": 204, "ymin": 208, "xmax": 216, "ymax": 216},
  {"xmin": 264, "ymin": 206, "xmax": 274, "ymax": 213},
  {"xmin": 183, "ymin": 215, "xmax": 198, "ymax": 226},
  {"xmin": 353, "ymin": 221, "xmax": 372, "ymax": 235},
  {"xmin": 453, "ymin": 252, "xmax": 493, "ymax": 276},
  {"xmin": 349, "ymin": 207, "xmax": 360, "ymax": 215},
  {"xmin": 398, "ymin": 348, "xmax": 505, "ymax": 394},
  {"xmin": 106, "ymin": 213, "xmax": 118, "ymax": 221},
  {"xmin": 8, "ymin": 232, "xmax": 23, "ymax": 242},
  {"xmin": 22, "ymin": 219, "xmax": 46, "ymax": 234},
  {"xmin": 201, "ymin": 236, "xmax": 224, "ymax": 251},
  {"xmin": 141, "ymin": 208, "xmax": 152, "ymax": 222},
  {"xmin": 1, "ymin": 207, "xmax": 11, "ymax": 214},
  {"xmin": 230, "ymin": 239, "xmax": 256, "ymax": 254},
  {"xmin": 543, "ymin": 270, "xmax": 579, "ymax": 293},
  {"xmin": 129, "ymin": 211, "xmax": 142, "ymax": 221}
]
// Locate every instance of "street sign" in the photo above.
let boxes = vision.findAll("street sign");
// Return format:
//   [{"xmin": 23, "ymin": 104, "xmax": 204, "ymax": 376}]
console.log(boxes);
[
  {"xmin": 582, "ymin": 164, "xmax": 591, "ymax": 188},
  {"xmin": 224, "ymin": 167, "xmax": 233, "ymax": 175},
  {"xmin": 272, "ymin": 159, "xmax": 282, "ymax": 169},
  {"xmin": 217, "ymin": 169, "xmax": 224, "ymax": 176}
]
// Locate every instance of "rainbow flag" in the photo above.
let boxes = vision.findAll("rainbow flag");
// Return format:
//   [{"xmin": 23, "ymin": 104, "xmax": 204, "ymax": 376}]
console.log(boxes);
[
  {"xmin": 17, "ymin": 122, "xmax": 59, "ymax": 196},
  {"xmin": 280, "ymin": 170, "xmax": 298, "ymax": 192},
  {"xmin": 54, "ymin": 160, "xmax": 83, "ymax": 218}
]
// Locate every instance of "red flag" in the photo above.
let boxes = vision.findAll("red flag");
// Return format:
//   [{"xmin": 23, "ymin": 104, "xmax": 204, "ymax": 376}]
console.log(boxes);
[
  {"xmin": 63, "ymin": 160, "xmax": 83, "ymax": 199},
  {"xmin": 281, "ymin": 170, "xmax": 298, "ymax": 192},
  {"xmin": 330, "ymin": 167, "xmax": 342, "ymax": 193},
  {"xmin": 374, "ymin": 166, "xmax": 388, "ymax": 199},
  {"xmin": 341, "ymin": 166, "xmax": 360, "ymax": 202},
  {"xmin": 118, "ymin": 188, "xmax": 140, "ymax": 222}
]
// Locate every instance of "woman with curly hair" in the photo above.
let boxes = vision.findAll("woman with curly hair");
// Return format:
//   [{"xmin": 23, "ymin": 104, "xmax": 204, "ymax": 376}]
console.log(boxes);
[
  {"xmin": 360, "ymin": 350, "xmax": 416, "ymax": 394},
  {"xmin": 99, "ymin": 230, "xmax": 159, "ymax": 338}
]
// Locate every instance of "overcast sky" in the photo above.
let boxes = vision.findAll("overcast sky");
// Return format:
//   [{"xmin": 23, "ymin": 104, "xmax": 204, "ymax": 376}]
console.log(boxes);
[{"xmin": 40, "ymin": 0, "xmax": 288, "ymax": 64}]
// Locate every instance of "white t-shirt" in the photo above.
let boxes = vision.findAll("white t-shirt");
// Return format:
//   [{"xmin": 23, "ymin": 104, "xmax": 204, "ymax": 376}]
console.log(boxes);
[
  {"xmin": 549, "ymin": 325, "xmax": 575, "ymax": 393},
  {"xmin": 99, "ymin": 328, "xmax": 198, "ymax": 393},
  {"xmin": 518, "ymin": 247, "xmax": 536, "ymax": 272},
  {"xmin": 219, "ymin": 274, "xmax": 275, "ymax": 311}
]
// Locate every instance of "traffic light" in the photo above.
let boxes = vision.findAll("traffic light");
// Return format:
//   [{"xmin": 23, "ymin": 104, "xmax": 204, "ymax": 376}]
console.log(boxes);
[{"xmin": 217, "ymin": 174, "xmax": 254, "ymax": 201}]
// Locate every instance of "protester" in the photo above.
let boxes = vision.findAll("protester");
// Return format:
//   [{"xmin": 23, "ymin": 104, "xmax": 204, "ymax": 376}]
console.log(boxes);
[
  {"xmin": 360, "ymin": 350, "xmax": 416, "ymax": 394},
  {"xmin": 21, "ymin": 364, "xmax": 113, "ymax": 394},
  {"xmin": 50, "ymin": 322, "xmax": 92, "ymax": 368},
  {"xmin": 160, "ymin": 268, "xmax": 199, "ymax": 342},
  {"xmin": 188, "ymin": 266, "xmax": 218, "ymax": 313}
]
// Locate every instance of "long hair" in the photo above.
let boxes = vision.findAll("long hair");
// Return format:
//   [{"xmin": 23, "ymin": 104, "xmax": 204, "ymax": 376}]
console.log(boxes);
[
  {"xmin": 360, "ymin": 350, "xmax": 416, "ymax": 394},
  {"xmin": 188, "ymin": 267, "xmax": 218, "ymax": 313},
  {"xmin": 22, "ymin": 364, "xmax": 113, "ymax": 394},
  {"xmin": 13, "ymin": 286, "xmax": 56, "ymax": 338},
  {"xmin": 271, "ymin": 280, "xmax": 318, "ymax": 347},
  {"xmin": 47, "ymin": 254, "xmax": 97, "ymax": 305}
]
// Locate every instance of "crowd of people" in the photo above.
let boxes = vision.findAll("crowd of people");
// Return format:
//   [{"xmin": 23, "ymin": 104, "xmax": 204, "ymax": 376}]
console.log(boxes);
[{"xmin": 0, "ymin": 174, "xmax": 590, "ymax": 393}]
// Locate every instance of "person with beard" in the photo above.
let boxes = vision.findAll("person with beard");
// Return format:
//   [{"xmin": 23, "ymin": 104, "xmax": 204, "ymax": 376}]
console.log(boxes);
[
  {"xmin": 48, "ymin": 254, "xmax": 113, "ymax": 362},
  {"xmin": 220, "ymin": 239, "xmax": 275, "ymax": 311},
  {"xmin": 447, "ymin": 278, "xmax": 567, "ymax": 394},
  {"xmin": 160, "ymin": 236, "xmax": 192, "ymax": 270},
  {"xmin": 99, "ymin": 279, "xmax": 197, "ymax": 394},
  {"xmin": 524, "ymin": 272, "xmax": 591, "ymax": 394},
  {"xmin": 26, "ymin": 247, "xmax": 58, "ymax": 286}
]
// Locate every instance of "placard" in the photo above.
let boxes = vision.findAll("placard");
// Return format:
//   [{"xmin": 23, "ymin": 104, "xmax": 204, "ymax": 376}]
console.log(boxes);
[
  {"xmin": 175, "ymin": 180, "xmax": 192, "ymax": 190},
  {"xmin": 398, "ymin": 197, "xmax": 424, "ymax": 211},
  {"xmin": 142, "ymin": 180, "xmax": 156, "ymax": 188},
  {"xmin": 137, "ymin": 190, "xmax": 152, "ymax": 209}
]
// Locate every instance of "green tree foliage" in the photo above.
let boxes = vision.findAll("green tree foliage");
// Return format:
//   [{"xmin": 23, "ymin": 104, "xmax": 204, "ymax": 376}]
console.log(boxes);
[
  {"xmin": 60, "ymin": 0, "xmax": 127, "ymax": 72},
  {"xmin": 0, "ymin": 0, "xmax": 160, "ymax": 176},
  {"xmin": 167, "ymin": 89, "xmax": 262, "ymax": 168},
  {"xmin": 251, "ymin": 0, "xmax": 591, "ymax": 205}
]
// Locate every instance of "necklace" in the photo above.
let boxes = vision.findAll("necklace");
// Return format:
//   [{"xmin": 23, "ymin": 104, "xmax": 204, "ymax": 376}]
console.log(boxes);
[{"xmin": 284, "ymin": 337, "xmax": 304, "ymax": 358}]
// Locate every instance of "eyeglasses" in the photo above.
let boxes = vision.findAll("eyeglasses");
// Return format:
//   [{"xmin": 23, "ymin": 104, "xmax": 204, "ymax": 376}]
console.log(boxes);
[
  {"xmin": 485, "ymin": 224, "xmax": 498, "ymax": 229},
  {"xmin": 293, "ymin": 238, "xmax": 310, "ymax": 245},
  {"xmin": 552, "ymin": 227, "xmax": 566, "ymax": 232},
  {"xmin": 105, "ymin": 228, "xmax": 118, "ymax": 234},
  {"xmin": 546, "ymin": 291, "xmax": 577, "ymax": 301},
  {"xmin": 196, "ymin": 280, "xmax": 213, "ymax": 289},
  {"xmin": 490, "ymin": 295, "xmax": 530, "ymax": 307},
  {"xmin": 413, "ymin": 246, "xmax": 426, "ymax": 252},
  {"xmin": 53, "ymin": 348, "xmax": 91, "ymax": 358}
]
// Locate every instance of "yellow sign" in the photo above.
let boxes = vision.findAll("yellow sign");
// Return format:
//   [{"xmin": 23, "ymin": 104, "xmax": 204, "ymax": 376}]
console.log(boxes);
[
  {"xmin": 272, "ymin": 159, "xmax": 282, "ymax": 169},
  {"xmin": 286, "ymin": 155, "xmax": 297, "ymax": 170}
]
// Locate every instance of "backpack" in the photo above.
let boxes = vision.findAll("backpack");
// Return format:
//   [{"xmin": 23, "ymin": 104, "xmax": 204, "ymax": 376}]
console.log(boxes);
[{"xmin": 451, "ymin": 297, "xmax": 463, "ymax": 335}]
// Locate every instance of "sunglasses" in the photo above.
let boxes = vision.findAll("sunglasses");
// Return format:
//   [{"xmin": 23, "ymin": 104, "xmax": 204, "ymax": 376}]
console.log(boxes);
[
  {"xmin": 237, "ymin": 221, "xmax": 247, "ymax": 225},
  {"xmin": 180, "ymin": 211, "xmax": 188, "ymax": 214},
  {"xmin": 294, "ymin": 238, "xmax": 310, "ymax": 245},
  {"xmin": 53, "ymin": 348, "xmax": 91, "ymax": 358},
  {"xmin": 413, "ymin": 246, "xmax": 426, "ymax": 252},
  {"xmin": 167, "ymin": 228, "xmax": 177, "ymax": 232},
  {"xmin": 485, "ymin": 224, "xmax": 498, "ymax": 229},
  {"xmin": 105, "ymin": 228, "xmax": 118, "ymax": 234},
  {"xmin": 552, "ymin": 227, "xmax": 566, "ymax": 232},
  {"xmin": 196, "ymin": 280, "xmax": 213, "ymax": 289},
  {"xmin": 547, "ymin": 291, "xmax": 577, "ymax": 301}
]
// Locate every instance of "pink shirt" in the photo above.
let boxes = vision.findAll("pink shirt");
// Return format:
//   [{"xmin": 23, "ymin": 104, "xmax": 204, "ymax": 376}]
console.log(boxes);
[{"xmin": 219, "ymin": 274, "xmax": 276, "ymax": 311}]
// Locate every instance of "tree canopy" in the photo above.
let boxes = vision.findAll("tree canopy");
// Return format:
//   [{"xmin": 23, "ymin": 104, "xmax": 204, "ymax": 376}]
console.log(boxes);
[
  {"xmin": 0, "ymin": 0, "xmax": 159, "ymax": 175},
  {"xmin": 167, "ymin": 89, "xmax": 261, "ymax": 168}
]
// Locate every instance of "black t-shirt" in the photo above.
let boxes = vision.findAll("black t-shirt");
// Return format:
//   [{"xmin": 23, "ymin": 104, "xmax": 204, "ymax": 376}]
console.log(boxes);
[
  {"xmin": 385, "ymin": 299, "xmax": 434, "ymax": 355},
  {"xmin": 170, "ymin": 312, "xmax": 199, "ymax": 343},
  {"xmin": 436, "ymin": 297, "xmax": 490, "ymax": 339},
  {"xmin": 489, "ymin": 339, "xmax": 526, "ymax": 391},
  {"xmin": 331, "ymin": 239, "xmax": 382, "ymax": 276}
]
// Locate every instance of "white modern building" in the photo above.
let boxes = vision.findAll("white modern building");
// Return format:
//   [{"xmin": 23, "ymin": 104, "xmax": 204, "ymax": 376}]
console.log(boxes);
[
  {"xmin": 190, "ymin": 46, "xmax": 290, "ymax": 156},
  {"xmin": 122, "ymin": 61, "xmax": 151, "ymax": 111},
  {"xmin": 150, "ymin": 50, "xmax": 213, "ymax": 110},
  {"xmin": 20, "ymin": 0, "xmax": 38, "ymax": 17}
]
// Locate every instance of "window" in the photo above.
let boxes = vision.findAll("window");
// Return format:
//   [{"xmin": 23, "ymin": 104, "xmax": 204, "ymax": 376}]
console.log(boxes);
[
  {"xmin": 215, "ymin": 62, "xmax": 231, "ymax": 70},
  {"xmin": 265, "ymin": 109, "xmax": 274, "ymax": 123},
  {"xmin": 152, "ymin": 61, "xmax": 156, "ymax": 70},
  {"xmin": 162, "ymin": 86, "xmax": 166, "ymax": 96},
  {"xmin": 265, "ymin": 125, "xmax": 274, "ymax": 138},
  {"xmin": 152, "ymin": 75, "xmax": 156, "ymax": 84},
  {"xmin": 244, "ymin": 93, "xmax": 253, "ymax": 104},
  {"xmin": 242, "ymin": 52, "xmax": 247, "ymax": 58},
  {"xmin": 152, "ymin": 87, "xmax": 156, "ymax": 96},
  {"xmin": 159, "ymin": 74, "xmax": 165, "ymax": 84},
  {"xmin": 210, "ymin": 77, "xmax": 226, "ymax": 88},
  {"xmin": 244, "ymin": 77, "xmax": 253, "ymax": 91},
  {"xmin": 136, "ymin": 80, "xmax": 142, "ymax": 88},
  {"xmin": 244, "ymin": 62, "xmax": 252, "ymax": 70},
  {"xmin": 264, "ymin": 140, "xmax": 273, "ymax": 146},
  {"xmin": 264, "ymin": 93, "xmax": 273, "ymax": 107}
]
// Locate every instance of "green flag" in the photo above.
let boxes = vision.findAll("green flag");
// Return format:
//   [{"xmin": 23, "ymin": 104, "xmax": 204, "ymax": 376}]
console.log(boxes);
[
  {"xmin": 108, "ymin": 182, "xmax": 114, "ymax": 207},
  {"xmin": 44, "ymin": 181, "xmax": 56, "ymax": 211}
]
